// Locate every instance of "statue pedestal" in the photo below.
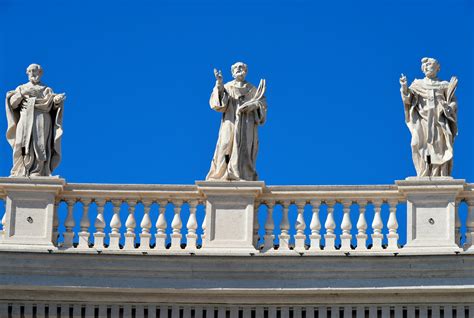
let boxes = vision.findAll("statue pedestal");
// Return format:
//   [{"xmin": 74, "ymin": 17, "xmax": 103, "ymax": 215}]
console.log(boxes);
[
  {"xmin": 196, "ymin": 181, "xmax": 264, "ymax": 254},
  {"xmin": 0, "ymin": 177, "xmax": 65, "ymax": 251},
  {"xmin": 396, "ymin": 177, "xmax": 465, "ymax": 254}
]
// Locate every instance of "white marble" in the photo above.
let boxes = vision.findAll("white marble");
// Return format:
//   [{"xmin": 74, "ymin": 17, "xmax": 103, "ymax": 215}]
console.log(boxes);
[
  {"xmin": 196, "ymin": 180, "xmax": 265, "ymax": 253},
  {"xmin": 397, "ymin": 177, "xmax": 465, "ymax": 254},
  {"xmin": 206, "ymin": 62, "xmax": 267, "ymax": 181},
  {"xmin": 0, "ymin": 177, "xmax": 65, "ymax": 249},
  {"xmin": 400, "ymin": 58, "xmax": 458, "ymax": 177},
  {"xmin": 5, "ymin": 64, "xmax": 66, "ymax": 177}
]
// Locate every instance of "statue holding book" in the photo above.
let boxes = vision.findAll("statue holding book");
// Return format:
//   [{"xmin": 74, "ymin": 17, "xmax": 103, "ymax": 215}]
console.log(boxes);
[
  {"xmin": 206, "ymin": 62, "xmax": 267, "ymax": 181},
  {"xmin": 400, "ymin": 57, "xmax": 458, "ymax": 177}
]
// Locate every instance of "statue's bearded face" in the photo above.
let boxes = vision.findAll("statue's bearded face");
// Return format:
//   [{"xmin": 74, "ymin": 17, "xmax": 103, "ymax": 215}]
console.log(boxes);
[
  {"xmin": 27, "ymin": 67, "xmax": 42, "ymax": 84},
  {"xmin": 232, "ymin": 63, "xmax": 247, "ymax": 81},
  {"xmin": 422, "ymin": 59, "xmax": 440, "ymax": 79}
]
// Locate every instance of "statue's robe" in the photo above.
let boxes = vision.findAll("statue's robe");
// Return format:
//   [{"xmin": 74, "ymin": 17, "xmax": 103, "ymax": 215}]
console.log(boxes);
[
  {"xmin": 5, "ymin": 82, "xmax": 63, "ymax": 177},
  {"xmin": 401, "ymin": 78, "xmax": 457, "ymax": 177},
  {"xmin": 206, "ymin": 80, "xmax": 267, "ymax": 181}
]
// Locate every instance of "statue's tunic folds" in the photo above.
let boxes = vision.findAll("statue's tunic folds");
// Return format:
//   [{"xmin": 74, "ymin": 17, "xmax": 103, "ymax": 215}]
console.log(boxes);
[
  {"xmin": 206, "ymin": 80, "xmax": 267, "ymax": 181},
  {"xmin": 401, "ymin": 78, "xmax": 457, "ymax": 177},
  {"xmin": 5, "ymin": 83, "xmax": 63, "ymax": 177}
]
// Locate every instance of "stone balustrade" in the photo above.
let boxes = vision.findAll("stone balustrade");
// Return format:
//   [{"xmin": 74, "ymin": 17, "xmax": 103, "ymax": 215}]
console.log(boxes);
[
  {"xmin": 256, "ymin": 185, "xmax": 405, "ymax": 253},
  {"xmin": 57, "ymin": 183, "xmax": 205, "ymax": 253},
  {"xmin": 0, "ymin": 178, "xmax": 473, "ymax": 255}
]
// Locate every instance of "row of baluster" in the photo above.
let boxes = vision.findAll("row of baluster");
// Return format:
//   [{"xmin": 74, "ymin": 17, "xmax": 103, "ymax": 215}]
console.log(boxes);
[
  {"xmin": 53, "ymin": 199, "xmax": 204, "ymax": 250},
  {"xmin": 255, "ymin": 200, "xmax": 400, "ymax": 251}
]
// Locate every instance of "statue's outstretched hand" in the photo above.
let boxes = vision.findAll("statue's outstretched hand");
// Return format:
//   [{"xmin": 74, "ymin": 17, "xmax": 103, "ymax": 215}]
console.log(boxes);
[
  {"xmin": 214, "ymin": 68, "xmax": 224, "ymax": 90},
  {"xmin": 400, "ymin": 73, "xmax": 408, "ymax": 94}
]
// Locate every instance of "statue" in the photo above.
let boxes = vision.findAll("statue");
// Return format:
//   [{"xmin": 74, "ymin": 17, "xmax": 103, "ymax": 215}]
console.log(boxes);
[
  {"xmin": 400, "ymin": 57, "xmax": 458, "ymax": 177},
  {"xmin": 5, "ymin": 64, "xmax": 66, "ymax": 177},
  {"xmin": 206, "ymin": 62, "xmax": 267, "ymax": 181}
]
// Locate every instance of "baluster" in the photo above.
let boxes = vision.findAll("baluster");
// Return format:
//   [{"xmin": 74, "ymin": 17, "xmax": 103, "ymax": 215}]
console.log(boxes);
[
  {"xmin": 294, "ymin": 201, "xmax": 307, "ymax": 252},
  {"xmin": 355, "ymin": 201, "xmax": 368, "ymax": 251},
  {"xmin": 253, "ymin": 202, "xmax": 261, "ymax": 248},
  {"xmin": 386, "ymin": 200, "xmax": 399, "ymax": 250},
  {"xmin": 139, "ymin": 200, "xmax": 152, "ymax": 250},
  {"xmin": 202, "ymin": 208, "xmax": 207, "ymax": 242},
  {"xmin": 63, "ymin": 199, "xmax": 76, "ymax": 248},
  {"xmin": 371, "ymin": 200, "xmax": 384, "ymax": 250},
  {"xmin": 186, "ymin": 201, "xmax": 198, "ymax": 250},
  {"xmin": 53, "ymin": 200, "xmax": 60, "ymax": 246},
  {"xmin": 94, "ymin": 199, "xmax": 106, "ymax": 250},
  {"xmin": 171, "ymin": 200, "xmax": 183, "ymax": 250},
  {"xmin": 1, "ymin": 205, "xmax": 6, "ymax": 240},
  {"xmin": 171, "ymin": 200, "xmax": 183, "ymax": 249},
  {"xmin": 77, "ymin": 199, "xmax": 91, "ymax": 249},
  {"xmin": 324, "ymin": 201, "xmax": 336, "ymax": 251},
  {"xmin": 263, "ymin": 201, "xmax": 275, "ymax": 251},
  {"xmin": 465, "ymin": 199, "xmax": 474, "ymax": 250},
  {"xmin": 124, "ymin": 200, "xmax": 137, "ymax": 250},
  {"xmin": 340, "ymin": 200, "xmax": 352, "ymax": 251},
  {"xmin": 309, "ymin": 200, "xmax": 321, "ymax": 251},
  {"xmin": 155, "ymin": 200, "xmax": 168, "ymax": 250},
  {"xmin": 109, "ymin": 200, "xmax": 122, "ymax": 250},
  {"xmin": 278, "ymin": 201, "xmax": 290, "ymax": 250}
]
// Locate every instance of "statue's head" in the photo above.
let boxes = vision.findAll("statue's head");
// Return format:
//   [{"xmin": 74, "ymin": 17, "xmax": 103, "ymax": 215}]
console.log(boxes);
[
  {"xmin": 231, "ymin": 62, "xmax": 248, "ymax": 81},
  {"xmin": 26, "ymin": 64, "xmax": 43, "ymax": 84},
  {"xmin": 421, "ymin": 57, "xmax": 440, "ymax": 79}
]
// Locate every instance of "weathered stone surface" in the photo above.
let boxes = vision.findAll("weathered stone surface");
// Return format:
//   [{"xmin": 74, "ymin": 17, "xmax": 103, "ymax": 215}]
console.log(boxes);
[
  {"xmin": 206, "ymin": 62, "xmax": 267, "ymax": 181},
  {"xmin": 5, "ymin": 64, "xmax": 66, "ymax": 177},
  {"xmin": 400, "ymin": 57, "xmax": 458, "ymax": 177}
]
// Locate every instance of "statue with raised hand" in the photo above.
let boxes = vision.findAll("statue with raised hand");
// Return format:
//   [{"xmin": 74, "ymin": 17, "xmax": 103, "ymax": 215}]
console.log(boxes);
[
  {"xmin": 5, "ymin": 64, "xmax": 65, "ymax": 177},
  {"xmin": 400, "ymin": 57, "xmax": 458, "ymax": 177},
  {"xmin": 206, "ymin": 62, "xmax": 267, "ymax": 181}
]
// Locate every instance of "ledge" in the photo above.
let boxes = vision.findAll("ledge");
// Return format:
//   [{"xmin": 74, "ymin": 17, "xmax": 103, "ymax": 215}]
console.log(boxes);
[{"xmin": 1, "ymin": 252, "xmax": 474, "ymax": 304}]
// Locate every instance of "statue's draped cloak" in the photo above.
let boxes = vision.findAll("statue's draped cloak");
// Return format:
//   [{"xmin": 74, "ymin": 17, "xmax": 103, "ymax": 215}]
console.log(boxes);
[
  {"xmin": 5, "ymin": 84, "xmax": 63, "ymax": 176},
  {"xmin": 401, "ymin": 78, "xmax": 457, "ymax": 177},
  {"xmin": 206, "ymin": 80, "xmax": 267, "ymax": 181}
]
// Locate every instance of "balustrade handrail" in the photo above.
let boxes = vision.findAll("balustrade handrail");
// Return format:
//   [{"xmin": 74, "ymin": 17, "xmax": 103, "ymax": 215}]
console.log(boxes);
[
  {"xmin": 0, "ymin": 181, "xmax": 472, "ymax": 200},
  {"xmin": 260, "ymin": 184, "xmax": 404, "ymax": 202},
  {"xmin": 61, "ymin": 183, "xmax": 203, "ymax": 201}
]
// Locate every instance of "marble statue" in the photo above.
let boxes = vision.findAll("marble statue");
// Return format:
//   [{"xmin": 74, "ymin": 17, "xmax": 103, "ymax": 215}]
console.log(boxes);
[
  {"xmin": 5, "ymin": 64, "xmax": 66, "ymax": 177},
  {"xmin": 206, "ymin": 62, "xmax": 267, "ymax": 181},
  {"xmin": 400, "ymin": 57, "xmax": 458, "ymax": 177}
]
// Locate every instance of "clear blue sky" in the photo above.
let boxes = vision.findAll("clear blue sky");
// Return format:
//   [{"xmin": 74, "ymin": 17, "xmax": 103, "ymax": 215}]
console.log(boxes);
[{"xmin": 1, "ymin": 0, "xmax": 473, "ymax": 185}]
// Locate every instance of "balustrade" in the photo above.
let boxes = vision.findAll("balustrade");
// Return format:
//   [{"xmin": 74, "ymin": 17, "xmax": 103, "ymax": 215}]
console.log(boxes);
[{"xmin": 0, "ymin": 182, "xmax": 473, "ymax": 255}]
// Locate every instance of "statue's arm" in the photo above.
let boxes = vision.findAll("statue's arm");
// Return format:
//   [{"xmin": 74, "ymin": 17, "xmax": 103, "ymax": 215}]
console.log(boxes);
[
  {"xmin": 255, "ymin": 96, "xmax": 267, "ymax": 124},
  {"xmin": 441, "ymin": 94, "xmax": 457, "ymax": 122},
  {"xmin": 400, "ymin": 87, "xmax": 412, "ymax": 107},
  {"xmin": 8, "ymin": 87, "xmax": 24, "ymax": 109},
  {"xmin": 209, "ymin": 85, "xmax": 229, "ymax": 112}
]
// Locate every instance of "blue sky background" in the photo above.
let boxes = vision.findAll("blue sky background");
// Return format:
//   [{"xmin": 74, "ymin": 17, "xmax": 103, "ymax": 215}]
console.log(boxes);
[{"xmin": 0, "ymin": 0, "xmax": 473, "ymax": 247}]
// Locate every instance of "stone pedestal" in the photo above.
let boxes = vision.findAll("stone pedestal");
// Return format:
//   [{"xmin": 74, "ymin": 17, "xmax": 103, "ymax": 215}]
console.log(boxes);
[
  {"xmin": 0, "ymin": 177, "xmax": 65, "ymax": 251},
  {"xmin": 396, "ymin": 177, "xmax": 465, "ymax": 254},
  {"xmin": 196, "ymin": 181, "xmax": 265, "ymax": 254}
]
